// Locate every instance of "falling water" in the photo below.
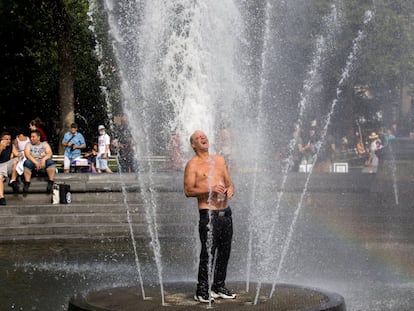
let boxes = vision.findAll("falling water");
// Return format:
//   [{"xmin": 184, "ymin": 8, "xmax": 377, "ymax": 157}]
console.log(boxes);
[
  {"xmin": 251, "ymin": 3, "xmax": 342, "ymax": 304},
  {"xmin": 98, "ymin": 0, "xmax": 376, "ymax": 306},
  {"xmin": 103, "ymin": 0, "xmax": 168, "ymax": 304},
  {"xmin": 387, "ymin": 143, "xmax": 399, "ymax": 205},
  {"xmin": 88, "ymin": 0, "xmax": 148, "ymax": 299},
  {"xmin": 245, "ymin": 166, "xmax": 257, "ymax": 293},
  {"xmin": 269, "ymin": 9, "xmax": 375, "ymax": 298},
  {"xmin": 103, "ymin": 0, "xmax": 244, "ymax": 305},
  {"xmin": 247, "ymin": 0, "xmax": 273, "ymax": 296},
  {"xmin": 207, "ymin": 156, "xmax": 219, "ymax": 308}
]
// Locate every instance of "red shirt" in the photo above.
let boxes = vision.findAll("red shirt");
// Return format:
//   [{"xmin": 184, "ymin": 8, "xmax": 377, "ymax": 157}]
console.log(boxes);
[{"xmin": 37, "ymin": 128, "xmax": 47, "ymax": 142}]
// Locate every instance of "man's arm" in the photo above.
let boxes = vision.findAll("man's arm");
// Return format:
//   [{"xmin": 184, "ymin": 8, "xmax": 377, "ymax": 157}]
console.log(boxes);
[
  {"xmin": 72, "ymin": 134, "xmax": 86, "ymax": 150},
  {"xmin": 77, "ymin": 134, "xmax": 87, "ymax": 150},
  {"xmin": 184, "ymin": 161, "xmax": 198, "ymax": 197},
  {"xmin": 62, "ymin": 133, "xmax": 67, "ymax": 144},
  {"xmin": 43, "ymin": 143, "xmax": 53, "ymax": 160},
  {"xmin": 62, "ymin": 132, "xmax": 71, "ymax": 147},
  {"xmin": 0, "ymin": 139, "xmax": 7, "ymax": 153},
  {"xmin": 11, "ymin": 144, "xmax": 19, "ymax": 158},
  {"xmin": 39, "ymin": 143, "xmax": 53, "ymax": 168},
  {"xmin": 221, "ymin": 156, "xmax": 234, "ymax": 199},
  {"xmin": 24, "ymin": 144, "xmax": 36, "ymax": 163}
]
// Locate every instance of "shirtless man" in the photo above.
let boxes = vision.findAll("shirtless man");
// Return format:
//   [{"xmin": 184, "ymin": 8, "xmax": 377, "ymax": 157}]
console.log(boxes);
[{"xmin": 184, "ymin": 130, "xmax": 236, "ymax": 303}]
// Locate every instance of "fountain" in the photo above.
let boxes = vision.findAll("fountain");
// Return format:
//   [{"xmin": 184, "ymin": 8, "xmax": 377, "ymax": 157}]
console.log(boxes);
[
  {"xmin": 66, "ymin": 1, "xmax": 353, "ymax": 310},
  {"xmin": 4, "ymin": 1, "xmax": 414, "ymax": 311}
]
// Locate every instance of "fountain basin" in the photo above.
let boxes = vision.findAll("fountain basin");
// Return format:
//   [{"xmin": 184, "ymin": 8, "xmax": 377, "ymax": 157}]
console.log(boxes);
[{"xmin": 68, "ymin": 282, "xmax": 346, "ymax": 311}]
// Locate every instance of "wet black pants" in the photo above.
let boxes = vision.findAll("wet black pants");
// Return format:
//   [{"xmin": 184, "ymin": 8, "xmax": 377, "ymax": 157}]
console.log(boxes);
[{"xmin": 197, "ymin": 207, "xmax": 233, "ymax": 293}]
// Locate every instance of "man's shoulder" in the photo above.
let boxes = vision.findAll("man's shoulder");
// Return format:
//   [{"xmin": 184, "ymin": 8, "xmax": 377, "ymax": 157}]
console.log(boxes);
[
  {"xmin": 185, "ymin": 156, "xmax": 202, "ymax": 171},
  {"xmin": 186, "ymin": 156, "xmax": 198, "ymax": 166},
  {"xmin": 212, "ymin": 154, "xmax": 225, "ymax": 163},
  {"xmin": 76, "ymin": 132, "xmax": 86, "ymax": 139}
]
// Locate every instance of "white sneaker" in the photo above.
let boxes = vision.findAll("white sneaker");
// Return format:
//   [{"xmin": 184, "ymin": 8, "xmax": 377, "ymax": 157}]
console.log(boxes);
[
  {"xmin": 211, "ymin": 287, "xmax": 236, "ymax": 299},
  {"xmin": 194, "ymin": 292, "xmax": 214, "ymax": 303}
]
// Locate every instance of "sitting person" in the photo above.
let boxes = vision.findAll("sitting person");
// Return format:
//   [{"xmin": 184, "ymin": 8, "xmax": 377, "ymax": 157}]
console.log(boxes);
[
  {"xmin": 0, "ymin": 132, "xmax": 19, "ymax": 205},
  {"xmin": 29, "ymin": 117, "xmax": 47, "ymax": 142},
  {"xmin": 23, "ymin": 130, "xmax": 56, "ymax": 195},
  {"xmin": 83, "ymin": 143, "xmax": 98, "ymax": 173},
  {"xmin": 62, "ymin": 123, "xmax": 86, "ymax": 173},
  {"xmin": 9, "ymin": 128, "xmax": 31, "ymax": 187}
]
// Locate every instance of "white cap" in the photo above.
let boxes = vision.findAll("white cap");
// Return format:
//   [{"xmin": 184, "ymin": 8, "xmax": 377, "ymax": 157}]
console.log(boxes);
[{"xmin": 98, "ymin": 125, "xmax": 105, "ymax": 130}]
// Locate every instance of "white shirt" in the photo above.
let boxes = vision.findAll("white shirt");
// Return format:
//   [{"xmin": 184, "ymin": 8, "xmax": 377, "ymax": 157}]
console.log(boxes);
[{"xmin": 97, "ymin": 133, "xmax": 111, "ymax": 157}]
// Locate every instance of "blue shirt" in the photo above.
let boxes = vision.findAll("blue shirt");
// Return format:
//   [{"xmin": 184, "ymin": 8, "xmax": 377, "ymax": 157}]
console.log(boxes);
[{"xmin": 62, "ymin": 131, "xmax": 86, "ymax": 159}]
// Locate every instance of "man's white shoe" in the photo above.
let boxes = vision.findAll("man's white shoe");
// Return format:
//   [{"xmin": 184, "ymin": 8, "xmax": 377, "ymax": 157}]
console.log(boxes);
[
  {"xmin": 194, "ymin": 293, "xmax": 215, "ymax": 303},
  {"xmin": 211, "ymin": 287, "xmax": 236, "ymax": 299}
]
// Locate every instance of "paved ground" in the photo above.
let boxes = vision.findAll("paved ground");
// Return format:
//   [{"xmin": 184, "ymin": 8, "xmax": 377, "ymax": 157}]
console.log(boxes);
[{"xmin": 0, "ymin": 169, "xmax": 413, "ymax": 311}]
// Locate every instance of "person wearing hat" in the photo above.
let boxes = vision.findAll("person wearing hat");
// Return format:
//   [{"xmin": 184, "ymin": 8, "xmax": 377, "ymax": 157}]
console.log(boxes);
[
  {"xmin": 96, "ymin": 125, "xmax": 112, "ymax": 173},
  {"xmin": 365, "ymin": 132, "xmax": 382, "ymax": 173},
  {"xmin": 62, "ymin": 123, "xmax": 86, "ymax": 173}
]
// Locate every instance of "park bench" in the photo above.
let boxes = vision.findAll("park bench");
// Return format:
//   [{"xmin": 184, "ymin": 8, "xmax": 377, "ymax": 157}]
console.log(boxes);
[
  {"xmin": 52, "ymin": 154, "xmax": 172, "ymax": 173},
  {"xmin": 52, "ymin": 155, "xmax": 119, "ymax": 173}
]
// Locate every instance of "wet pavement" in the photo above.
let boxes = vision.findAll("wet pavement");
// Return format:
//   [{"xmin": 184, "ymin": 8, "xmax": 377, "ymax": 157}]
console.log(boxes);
[{"xmin": 0, "ymin": 169, "xmax": 413, "ymax": 311}]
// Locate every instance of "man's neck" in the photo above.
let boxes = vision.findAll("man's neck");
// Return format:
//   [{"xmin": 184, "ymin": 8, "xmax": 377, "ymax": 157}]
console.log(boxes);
[{"xmin": 196, "ymin": 150, "xmax": 209, "ymax": 160}]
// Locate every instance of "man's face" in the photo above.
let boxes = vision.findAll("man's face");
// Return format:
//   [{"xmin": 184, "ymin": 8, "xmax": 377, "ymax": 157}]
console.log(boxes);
[
  {"xmin": 191, "ymin": 131, "xmax": 209, "ymax": 152},
  {"xmin": 70, "ymin": 127, "xmax": 77, "ymax": 134},
  {"xmin": 30, "ymin": 133, "xmax": 40, "ymax": 145},
  {"xmin": 1, "ymin": 135, "xmax": 11, "ymax": 146}
]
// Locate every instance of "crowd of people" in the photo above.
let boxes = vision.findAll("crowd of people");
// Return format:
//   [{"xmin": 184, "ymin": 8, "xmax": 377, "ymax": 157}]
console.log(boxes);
[
  {"xmin": 289, "ymin": 124, "xmax": 337, "ymax": 173},
  {"xmin": 360, "ymin": 123, "xmax": 398, "ymax": 173},
  {"xmin": 62, "ymin": 123, "xmax": 114, "ymax": 174},
  {"xmin": 0, "ymin": 125, "xmax": 55, "ymax": 205},
  {"xmin": 0, "ymin": 116, "xmax": 406, "ymax": 206},
  {"xmin": 284, "ymin": 121, "xmax": 401, "ymax": 174},
  {"xmin": 0, "ymin": 118, "xmax": 119, "ymax": 205}
]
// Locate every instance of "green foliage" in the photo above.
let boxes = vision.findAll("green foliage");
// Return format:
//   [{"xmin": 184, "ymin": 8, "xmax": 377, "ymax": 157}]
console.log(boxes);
[
  {"xmin": 307, "ymin": 0, "xmax": 414, "ymax": 133},
  {"xmin": 1, "ymin": 0, "xmax": 414, "ymax": 148},
  {"xmin": 350, "ymin": 0, "xmax": 414, "ymax": 129},
  {"xmin": 0, "ymin": 0, "xmax": 107, "ymax": 150}
]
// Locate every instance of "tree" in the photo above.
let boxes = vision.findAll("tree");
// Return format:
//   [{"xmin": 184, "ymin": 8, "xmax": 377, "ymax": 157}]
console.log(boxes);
[{"xmin": 0, "ymin": 0, "xmax": 108, "ymax": 151}]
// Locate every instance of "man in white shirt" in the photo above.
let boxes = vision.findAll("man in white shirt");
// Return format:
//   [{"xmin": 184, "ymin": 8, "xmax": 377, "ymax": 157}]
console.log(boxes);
[{"xmin": 96, "ymin": 125, "xmax": 112, "ymax": 173}]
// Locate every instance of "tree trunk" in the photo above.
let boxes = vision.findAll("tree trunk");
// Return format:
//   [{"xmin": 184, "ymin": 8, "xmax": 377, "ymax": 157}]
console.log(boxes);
[
  {"xmin": 58, "ymin": 37, "xmax": 75, "ymax": 154},
  {"xmin": 54, "ymin": 0, "xmax": 75, "ymax": 154}
]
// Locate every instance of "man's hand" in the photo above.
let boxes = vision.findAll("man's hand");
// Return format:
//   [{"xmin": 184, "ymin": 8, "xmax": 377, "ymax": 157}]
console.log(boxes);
[
  {"xmin": 0, "ymin": 140, "xmax": 8, "ymax": 150},
  {"xmin": 35, "ymin": 161, "xmax": 42, "ymax": 170},
  {"xmin": 226, "ymin": 185, "xmax": 234, "ymax": 199},
  {"xmin": 213, "ymin": 183, "xmax": 227, "ymax": 195}
]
